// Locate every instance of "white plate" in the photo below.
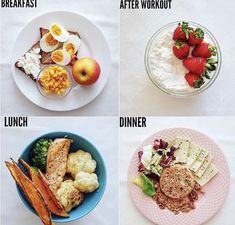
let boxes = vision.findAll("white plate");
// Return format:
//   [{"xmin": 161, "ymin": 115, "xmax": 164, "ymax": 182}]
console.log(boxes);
[{"xmin": 11, "ymin": 11, "xmax": 111, "ymax": 111}]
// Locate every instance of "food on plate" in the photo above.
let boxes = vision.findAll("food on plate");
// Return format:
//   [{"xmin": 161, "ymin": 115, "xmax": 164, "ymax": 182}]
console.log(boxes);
[
  {"xmin": 29, "ymin": 138, "xmax": 52, "ymax": 172},
  {"xmin": 57, "ymin": 180, "xmax": 84, "ymax": 212},
  {"xmin": 147, "ymin": 21, "xmax": 218, "ymax": 93},
  {"xmin": 6, "ymin": 135, "xmax": 100, "ymax": 224},
  {"xmin": 188, "ymin": 28, "xmax": 204, "ymax": 46},
  {"xmin": 132, "ymin": 173, "xmax": 155, "ymax": 197},
  {"xmin": 74, "ymin": 171, "xmax": 99, "ymax": 193},
  {"xmin": 45, "ymin": 138, "xmax": 71, "ymax": 191},
  {"xmin": 5, "ymin": 159, "xmax": 54, "ymax": 225},
  {"xmin": 51, "ymin": 50, "xmax": 71, "ymax": 66},
  {"xmin": 38, "ymin": 66, "xmax": 71, "ymax": 95},
  {"xmin": 39, "ymin": 27, "xmax": 80, "ymax": 65},
  {"xmin": 39, "ymin": 33, "xmax": 59, "ymax": 53},
  {"xmin": 172, "ymin": 41, "xmax": 190, "ymax": 60},
  {"xmin": 67, "ymin": 150, "xmax": 97, "ymax": 177},
  {"xmin": 50, "ymin": 23, "xmax": 69, "ymax": 42},
  {"xmin": 19, "ymin": 159, "xmax": 68, "ymax": 217},
  {"xmin": 160, "ymin": 165, "xmax": 195, "ymax": 199},
  {"xmin": 192, "ymin": 42, "xmax": 217, "ymax": 58},
  {"xmin": 132, "ymin": 137, "xmax": 218, "ymax": 214},
  {"xmin": 72, "ymin": 57, "xmax": 101, "ymax": 85},
  {"xmin": 15, "ymin": 44, "xmax": 41, "ymax": 81},
  {"xmin": 173, "ymin": 22, "xmax": 193, "ymax": 41},
  {"xmin": 15, "ymin": 23, "xmax": 81, "ymax": 80},
  {"xmin": 63, "ymin": 35, "xmax": 81, "ymax": 58}
]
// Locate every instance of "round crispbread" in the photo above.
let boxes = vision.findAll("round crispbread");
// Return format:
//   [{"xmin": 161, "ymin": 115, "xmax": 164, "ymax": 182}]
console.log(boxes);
[{"xmin": 160, "ymin": 165, "xmax": 195, "ymax": 199}]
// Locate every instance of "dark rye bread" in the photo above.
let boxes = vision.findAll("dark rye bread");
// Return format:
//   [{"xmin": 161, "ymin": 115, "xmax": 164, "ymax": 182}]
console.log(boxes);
[
  {"xmin": 40, "ymin": 27, "xmax": 80, "ymax": 65},
  {"xmin": 15, "ymin": 42, "xmax": 41, "ymax": 81}
]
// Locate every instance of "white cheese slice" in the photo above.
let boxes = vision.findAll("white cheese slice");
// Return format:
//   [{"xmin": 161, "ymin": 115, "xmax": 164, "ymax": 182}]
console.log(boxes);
[
  {"xmin": 174, "ymin": 137, "xmax": 190, "ymax": 164},
  {"xmin": 190, "ymin": 148, "xmax": 209, "ymax": 172},
  {"xmin": 150, "ymin": 152, "xmax": 162, "ymax": 166},
  {"xmin": 194, "ymin": 163, "xmax": 218, "ymax": 186},
  {"xmin": 141, "ymin": 144, "xmax": 153, "ymax": 170},
  {"xmin": 195, "ymin": 153, "xmax": 213, "ymax": 178},
  {"xmin": 186, "ymin": 143, "xmax": 202, "ymax": 168}
]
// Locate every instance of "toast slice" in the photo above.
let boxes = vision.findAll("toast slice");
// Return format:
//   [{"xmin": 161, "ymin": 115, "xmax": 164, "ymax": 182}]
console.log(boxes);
[
  {"xmin": 40, "ymin": 27, "xmax": 80, "ymax": 65},
  {"xmin": 15, "ymin": 42, "xmax": 41, "ymax": 81}
]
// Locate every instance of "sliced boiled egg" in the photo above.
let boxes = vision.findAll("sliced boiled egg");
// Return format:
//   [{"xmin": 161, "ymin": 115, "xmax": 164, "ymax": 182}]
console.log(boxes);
[
  {"xmin": 51, "ymin": 49, "xmax": 71, "ymax": 66},
  {"xmin": 50, "ymin": 23, "xmax": 69, "ymax": 42},
  {"xmin": 40, "ymin": 33, "xmax": 59, "ymax": 52},
  {"xmin": 63, "ymin": 35, "xmax": 81, "ymax": 57}
]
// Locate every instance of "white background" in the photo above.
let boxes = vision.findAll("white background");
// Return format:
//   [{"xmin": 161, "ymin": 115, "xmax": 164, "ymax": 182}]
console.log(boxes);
[
  {"xmin": 1, "ymin": 117, "xmax": 119, "ymax": 225},
  {"xmin": 120, "ymin": 0, "xmax": 235, "ymax": 116},
  {"xmin": 120, "ymin": 117, "xmax": 235, "ymax": 225},
  {"xmin": 0, "ymin": 0, "xmax": 119, "ymax": 116}
]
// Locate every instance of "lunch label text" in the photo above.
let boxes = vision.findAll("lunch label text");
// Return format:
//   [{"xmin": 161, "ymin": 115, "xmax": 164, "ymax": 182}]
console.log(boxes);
[
  {"xmin": 1, "ymin": 0, "xmax": 37, "ymax": 8},
  {"xmin": 120, "ymin": 0, "xmax": 172, "ymax": 9},
  {"xmin": 120, "ymin": 117, "xmax": 147, "ymax": 127},
  {"xmin": 4, "ymin": 117, "xmax": 28, "ymax": 127}
]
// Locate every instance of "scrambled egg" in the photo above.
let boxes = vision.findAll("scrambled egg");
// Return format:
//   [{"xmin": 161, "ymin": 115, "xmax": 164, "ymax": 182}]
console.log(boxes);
[
  {"xmin": 57, "ymin": 180, "xmax": 84, "ymax": 212},
  {"xmin": 74, "ymin": 171, "xmax": 99, "ymax": 193},
  {"xmin": 66, "ymin": 150, "xmax": 97, "ymax": 177}
]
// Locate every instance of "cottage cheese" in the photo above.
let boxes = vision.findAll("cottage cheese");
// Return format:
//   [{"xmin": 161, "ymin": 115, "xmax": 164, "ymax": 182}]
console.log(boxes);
[
  {"xmin": 18, "ymin": 48, "xmax": 41, "ymax": 79},
  {"xmin": 149, "ymin": 30, "xmax": 193, "ymax": 92}
]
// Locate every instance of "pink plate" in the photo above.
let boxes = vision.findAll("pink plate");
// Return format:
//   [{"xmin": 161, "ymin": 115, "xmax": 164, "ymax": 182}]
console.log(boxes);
[{"xmin": 128, "ymin": 128, "xmax": 230, "ymax": 225}]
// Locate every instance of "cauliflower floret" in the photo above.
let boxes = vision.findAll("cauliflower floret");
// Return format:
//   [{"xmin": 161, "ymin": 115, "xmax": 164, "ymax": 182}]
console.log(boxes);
[
  {"xmin": 74, "ymin": 171, "xmax": 99, "ymax": 193},
  {"xmin": 66, "ymin": 150, "xmax": 97, "ymax": 177},
  {"xmin": 57, "ymin": 180, "xmax": 84, "ymax": 212}
]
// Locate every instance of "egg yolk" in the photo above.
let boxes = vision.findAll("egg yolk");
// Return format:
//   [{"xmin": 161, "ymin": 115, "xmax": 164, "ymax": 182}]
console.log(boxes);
[
  {"xmin": 65, "ymin": 43, "xmax": 75, "ymax": 57},
  {"xmin": 51, "ymin": 25, "xmax": 62, "ymax": 36},
  {"xmin": 45, "ymin": 33, "xmax": 58, "ymax": 46},
  {"xmin": 52, "ymin": 51, "xmax": 64, "ymax": 63}
]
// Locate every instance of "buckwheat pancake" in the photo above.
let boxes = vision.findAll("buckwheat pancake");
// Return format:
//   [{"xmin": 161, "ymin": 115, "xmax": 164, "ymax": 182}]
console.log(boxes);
[{"xmin": 160, "ymin": 165, "xmax": 195, "ymax": 199}]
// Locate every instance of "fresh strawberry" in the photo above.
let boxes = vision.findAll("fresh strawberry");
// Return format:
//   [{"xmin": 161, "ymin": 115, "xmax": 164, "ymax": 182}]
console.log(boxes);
[
  {"xmin": 183, "ymin": 57, "xmax": 217, "ymax": 74},
  {"xmin": 172, "ymin": 41, "xmax": 190, "ymax": 59},
  {"xmin": 185, "ymin": 72, "xmax": 204, "ymax": 88},
  {"xmin": 173, "ymin": 22, "xmax": 193, "ymax": 41},
  {"xmin": 188, "ymin": 28, "xmax": 204, "ymax": 46},
  {"xmin": 192, "ymin": 42, "xmax": 217, "ymax": 58}
]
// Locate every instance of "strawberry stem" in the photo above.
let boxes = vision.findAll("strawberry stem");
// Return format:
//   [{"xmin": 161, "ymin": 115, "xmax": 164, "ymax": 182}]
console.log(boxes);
[
  {"xmin": 209, "ymin": 45, "xmax": 217, "ymax": 56},
  {"xmin": 180, "ymin": 21, "xmax": 193, "ymax": 39},
  {"xmin": 206, "ymin": 58, "xmax": 217, "ymax": 72},
  {"xmin": 194, "ymin": 28, "xmax": 204, "ymax": 40}
]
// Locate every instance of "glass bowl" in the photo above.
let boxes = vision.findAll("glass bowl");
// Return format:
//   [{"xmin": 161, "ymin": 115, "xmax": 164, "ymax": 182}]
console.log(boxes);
[
  {"xmin": 145, "ymin": 21, "xmax": 222, "ymax": 97},
  {"xmin": 36, "ymin": 65, "xmax": 73, "ymax": 99}
]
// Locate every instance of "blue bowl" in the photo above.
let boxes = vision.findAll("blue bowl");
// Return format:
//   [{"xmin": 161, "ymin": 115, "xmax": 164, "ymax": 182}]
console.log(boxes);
[{"xmin": 16, "ymin": 131, "xmax": 107, "ymax": 223}]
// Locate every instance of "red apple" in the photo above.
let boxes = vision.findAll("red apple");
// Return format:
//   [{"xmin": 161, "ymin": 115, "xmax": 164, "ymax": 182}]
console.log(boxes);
[{"xmin": 72, "ymin": 57, "xmax": 101, "ymax": 85}]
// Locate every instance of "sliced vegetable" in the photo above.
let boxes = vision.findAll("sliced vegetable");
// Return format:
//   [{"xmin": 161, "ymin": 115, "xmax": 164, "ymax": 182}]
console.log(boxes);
[
  {"xmin": 19, "ymin": 158, "xmax": 68, "ymax": 218},
  {"xmin": 5, "ymin": 159, "xmax": 54, "ymax": 225}
]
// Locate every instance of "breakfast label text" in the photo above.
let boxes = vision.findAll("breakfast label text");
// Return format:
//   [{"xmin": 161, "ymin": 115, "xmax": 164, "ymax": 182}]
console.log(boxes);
[
  {"xmin": 120, "ymin": 0, "xmax": 172, "ymax": 9},
  {"xmin": 1, "ymin": 0, "xmax": 37, "ymax": 8},
  {"xmin": 120, "ymin": 117, "xmax": 147, "ymax": 127},
  {"xmin": 4, "ymin": 116, "xmax": 28, "ymax": 127}
]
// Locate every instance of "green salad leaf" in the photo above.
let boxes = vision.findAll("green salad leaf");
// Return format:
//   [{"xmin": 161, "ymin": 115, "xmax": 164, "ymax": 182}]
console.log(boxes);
[{"xmin": 132, "ymin": 173, "xmax": 155, "ymax": 197}]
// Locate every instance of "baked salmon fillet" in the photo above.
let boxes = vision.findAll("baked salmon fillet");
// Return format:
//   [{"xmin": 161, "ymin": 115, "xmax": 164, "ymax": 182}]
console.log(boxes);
[{"xmin": 46, "ymin": 138, "xmax": 71, "ymax": 191}]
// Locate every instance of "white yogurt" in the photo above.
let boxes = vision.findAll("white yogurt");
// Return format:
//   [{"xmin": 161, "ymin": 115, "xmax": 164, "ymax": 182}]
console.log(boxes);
[{"xmin": 149, "ymin": 30, "xmax": 193, "ymax": 92}]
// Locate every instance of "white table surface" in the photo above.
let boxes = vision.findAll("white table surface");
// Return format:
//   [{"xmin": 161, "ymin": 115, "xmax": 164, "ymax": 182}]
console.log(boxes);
[
  {"xmin": 1, "ymin": 117, "xmax": 118, "ymax": 225},
  {"xmin": 120, "ymin": 117, "xmax": 235, "ymax": 225},
  {"xmin": 0, "ymin": 0, "xmax": 118, "ymax": 116},
  {"xmin": 120, "ymin": 0, "xmax": 235, "ymax": 116}
]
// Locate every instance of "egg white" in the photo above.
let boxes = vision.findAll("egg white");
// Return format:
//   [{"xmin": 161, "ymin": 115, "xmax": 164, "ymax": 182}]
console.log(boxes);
[
  {"xmin": 51, "ymin": 49, "xmax": 71, "ymax": 66},
  {"xmin": 63, "ymin": 35, "xmax": 81, "ymax": 54},
  {"xmin": 50, "ymin": 23, "xmax": 69, "ymax": 42},
  {"xmin": 39, "ymin": 33, "xmax": 59, "ymax": 53}
]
